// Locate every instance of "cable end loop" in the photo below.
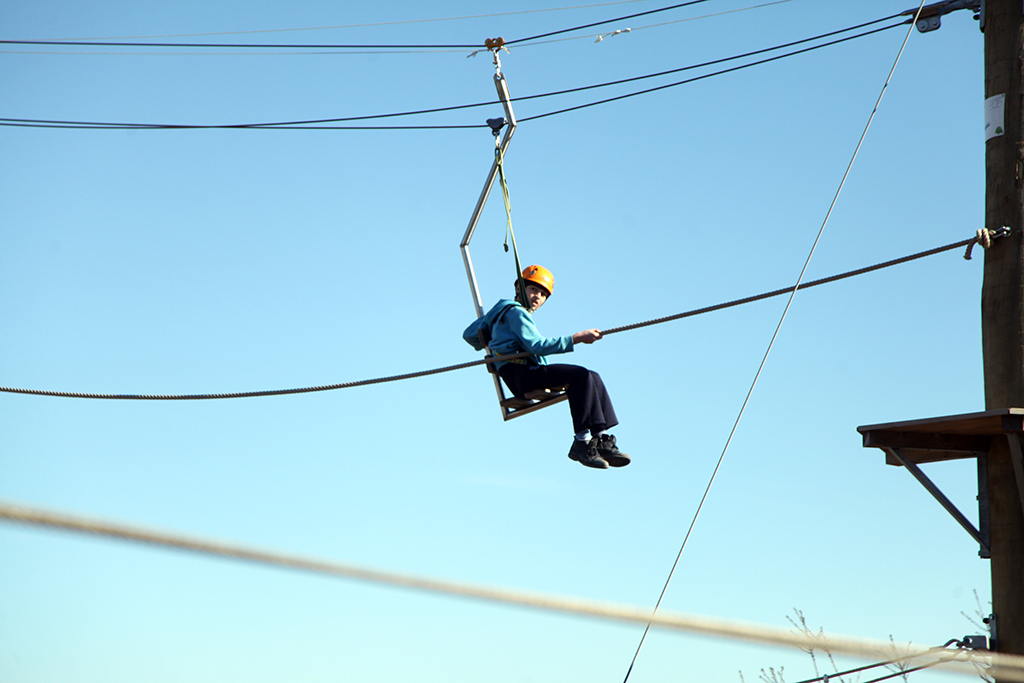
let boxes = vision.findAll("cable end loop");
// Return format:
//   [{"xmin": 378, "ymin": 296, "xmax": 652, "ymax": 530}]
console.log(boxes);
[{"xmin": 964, "ymin": 225, "xmax": 1010, "ymax": 259}]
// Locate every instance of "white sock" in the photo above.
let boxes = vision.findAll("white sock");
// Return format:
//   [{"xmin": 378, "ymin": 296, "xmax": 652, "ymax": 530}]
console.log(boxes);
[{"xmin": 575, "ymin": 432, "xmax": 589, "ymax": 441}]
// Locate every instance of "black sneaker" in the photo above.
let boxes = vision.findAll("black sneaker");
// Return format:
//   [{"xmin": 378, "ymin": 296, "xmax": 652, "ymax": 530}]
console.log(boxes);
[
  {"xmin": 568, "ymin": 438, "xmax": 609, "ymax": 469},
  {"xmin": 594, "ymin": 434, "xmax": 630, "ymax": 467}
]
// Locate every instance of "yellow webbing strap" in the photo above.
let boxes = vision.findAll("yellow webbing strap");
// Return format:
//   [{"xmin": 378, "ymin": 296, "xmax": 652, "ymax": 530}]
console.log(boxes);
[{"xmin": 495, "ymin": 144, "xmax": 528, "ymax": 307}]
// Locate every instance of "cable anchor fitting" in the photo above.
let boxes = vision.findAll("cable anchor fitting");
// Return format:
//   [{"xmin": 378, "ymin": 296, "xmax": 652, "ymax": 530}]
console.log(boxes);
[
  {"xmin": 958, "ymin": 634, "xmax": 990, "ymax": 650},
  {"xmin": 964, "ymin": 225, "xmax": 1011, "ymax": 259},
  {"xmin": 901, "ymin": 0, "xmax": 982, "ymax": 33}
]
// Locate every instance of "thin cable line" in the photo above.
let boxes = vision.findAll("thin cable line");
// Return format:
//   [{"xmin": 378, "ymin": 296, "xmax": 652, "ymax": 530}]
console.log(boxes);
[
  {"xmin": 0, "ymin": 0, "xmax": 712, "ymax": 51},
  {"xmin": 504, "ymin": 13, "xmax": 903, "ymax": 118},
  {"xmin": 0, "ymin": 500, "xmax": 1019, "ymax": 682},
  {"xmin": 0, "ymin": 38, "xmax": 483, "ymax": 49},
  {"xmin": 0, "ymin": 230, "xmax": 999, "ymax": 402},
  {"xmin": 619, "ymin": 5, "xmax": 925, "ymax": 682},
  {"xmin": 505, "ymin": 0, "xmax": 711, "ymax": 44},
  {"xmin": 2, "ymin": 0, "xmax": 796, "ymax": 56},
  {"xmin": 469, "ymin": 0, "xmax": 796, "ymax": 51},
  {"xmin": 35, "ymin": 1, "xmax": 660, "ymax": 41},
  {"xmin": 859, "ymin": 656, "xmax": 958, "ymax": 683},
  {"xmin": 601, "ymin": 0, "xmax": 793, "ymax": 35},
  {"xmin": 520, "ymin": 22, "xmax": 904, "ymax": 123},
  {"xmin": 0, "ymin": 15, "xmax": 906, "ymax": 131},
  {"xmin": 0, "ymin": 120, "xmax": 486, "ymax": 130},
  {"xmin": 0, "ymin": 48, "xmax": 472, "ymax": 56}
]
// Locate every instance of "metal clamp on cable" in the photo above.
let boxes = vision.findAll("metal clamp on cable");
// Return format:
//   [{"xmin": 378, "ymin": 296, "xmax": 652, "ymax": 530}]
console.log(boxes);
[
  {"xmin": 901, "ymin": 0, "xmax": 982, "ymax": 33},
  {"xmin": 958, "ymin": 635, "xmax": 989, "ymax": 650},
  {"xmin": 486, "ymin": 117, "xmax": 506, "ymax": 137}
]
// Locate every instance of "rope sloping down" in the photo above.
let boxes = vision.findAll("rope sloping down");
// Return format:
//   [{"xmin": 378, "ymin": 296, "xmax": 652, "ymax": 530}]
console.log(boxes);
[
  {"xmin": 0, "ymin": 227, "xmax": 1006, "ymax": 401},
  {"xmin": 1, "ymin": 499, "xmax": 1022, "ymax": 681}
]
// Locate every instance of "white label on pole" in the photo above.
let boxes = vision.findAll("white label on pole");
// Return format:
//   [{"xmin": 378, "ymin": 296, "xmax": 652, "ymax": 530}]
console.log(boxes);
[{"xmin": 985, "ymin": 93, "xmax": 1005, "ymax": 140}]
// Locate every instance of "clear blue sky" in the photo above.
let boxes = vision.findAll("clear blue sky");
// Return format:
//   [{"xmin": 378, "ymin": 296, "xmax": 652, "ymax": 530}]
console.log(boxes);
[{"xmin": 1, "ymin": 1, "xmax": 995, "ymax": 681}]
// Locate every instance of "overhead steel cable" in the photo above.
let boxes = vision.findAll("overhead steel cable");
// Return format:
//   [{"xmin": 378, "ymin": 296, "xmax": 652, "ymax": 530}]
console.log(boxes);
[
  {"xmin": 619, "ymin": 4, "xmax": 926, "ymax": 681},
  {"xmin": 860, "ymin": 659, "xmax": 951, "ymax": 683},
  {"xmin": 0, "ymin": 13, "xmax": 908, "ymax": 131},
  {"xmin": 789, "ymin": 640, "xmax": 976, "ymax": 683},
  {"xmin": 504, "ymin": 0, "xmax": 711, "ymax": 45},
  {"xmin": 511, "ymin": 12, "xmax": 904, "ymax": 104},
  {"xmin": 0, "ymin": 119, "xmax": 485, "ymax": 131},
  {"xmin": 257, "ymin": 12, "xmax": 905, "ymax": 128},
  {"xmin": 0, "ymin": 229, "xmax": 1004, "ymax": 402},
  {"xmin": 35, "ymin": 1, "xmax": 666, "ymax": 41},
  {"xmin": 0, "ymin": 48, "xmax": 478, "ymax": 57},
  {"xmin": 520, "ymin": 21, "xmax": 906, "ymax": 123},
  {"xmin": 0, "ymin": 38, "xmax": 484, "ymax": 50},
  {"xmin": 1, "ymin": 1, "xmax": 795, "ymax": 57},
  {"xmin": 0, "ymin": 1, "xmax": 714, "ymax": 52}
]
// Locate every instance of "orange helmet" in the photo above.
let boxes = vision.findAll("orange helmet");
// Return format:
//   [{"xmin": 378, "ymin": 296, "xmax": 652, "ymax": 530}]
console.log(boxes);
[{"xmin": 519, "ymin": 264, "xmax": 554, "ymax": 296}]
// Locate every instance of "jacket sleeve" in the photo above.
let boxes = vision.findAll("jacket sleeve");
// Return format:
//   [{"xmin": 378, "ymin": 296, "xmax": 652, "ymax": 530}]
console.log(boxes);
[
  {"xmin": 505, "ymin": 307, "xmax": 574, "ymax": 356},
  {"xmin": 463, "ymin": 316, "xmax": 486, "ymax": 351}
]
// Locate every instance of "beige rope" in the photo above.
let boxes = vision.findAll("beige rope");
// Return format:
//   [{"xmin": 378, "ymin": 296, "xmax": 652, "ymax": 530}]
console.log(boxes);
[
  {"xmin": 1, "ymin": 499, "xmax": 1022, "ymax": 680},
  {"xmin": 963, "ymin": 226, "xmax": 1010, "ymax": 260},
  {"xmin": 0, "ymin": 351, "xmax": 532, "ymax": 400}
]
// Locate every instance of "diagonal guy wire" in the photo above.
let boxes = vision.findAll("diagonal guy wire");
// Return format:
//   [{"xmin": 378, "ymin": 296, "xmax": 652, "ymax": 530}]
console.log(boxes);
[{"xmin": 619, "ymin": 3, "xmax": 928, "ymax": 681}]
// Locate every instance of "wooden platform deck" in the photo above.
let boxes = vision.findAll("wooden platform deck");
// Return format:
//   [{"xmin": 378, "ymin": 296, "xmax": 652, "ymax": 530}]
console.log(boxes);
[{"xmin": 857, "ymin": 408, "xmax": 1024, "ymax": 466}]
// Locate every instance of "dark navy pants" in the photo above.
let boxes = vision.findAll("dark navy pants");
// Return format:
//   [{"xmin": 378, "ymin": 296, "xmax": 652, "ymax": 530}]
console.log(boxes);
[{"xmin": 498, "ymin": 362, "xmax": 618, "ymax": 434}]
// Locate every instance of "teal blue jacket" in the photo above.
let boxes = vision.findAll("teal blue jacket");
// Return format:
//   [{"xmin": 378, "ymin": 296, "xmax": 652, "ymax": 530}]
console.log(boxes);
[{"xmin": 463, "ymin": 298, "xmax": 574, "ymax": 369}]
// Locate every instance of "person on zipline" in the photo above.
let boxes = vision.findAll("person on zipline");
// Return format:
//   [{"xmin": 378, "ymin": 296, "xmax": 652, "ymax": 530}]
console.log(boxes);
[{"xmin": 463, "ymin": 264, "xmax": 629, "ymax": 470}]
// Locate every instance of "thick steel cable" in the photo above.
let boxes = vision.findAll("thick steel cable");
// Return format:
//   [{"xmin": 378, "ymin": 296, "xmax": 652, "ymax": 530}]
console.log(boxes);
[
  {"xmin": 619, "ymin": 6, "xmax": 926, "ymax": 682},
  {"xmin": 520, "ymin": 22, "xmax": 905, "ymax": 123},
  {"xmin": 0, "ymin": 37, "xmax": 483, "ymax": 50},
  {"xmin": 790, "ymin": 641, "xmax": 966, "ymax": 683},
  {"xmin": 858, "ymin": 651, "xmax": 978, "ymax": 683},
  {"xmin": 505, "ymin": 0, "xmax": 712, "ymax": 45},
  {"xmin": 0, "ymin": 15, "xmax": 904, "ymax": 131},
  {"xmin": 0, "ymin": 230, "xmax": 1001, "ymax": 401},
  {"xmin": 1, "ymin": 499, "xmax": 1021, "ymax": 681}
]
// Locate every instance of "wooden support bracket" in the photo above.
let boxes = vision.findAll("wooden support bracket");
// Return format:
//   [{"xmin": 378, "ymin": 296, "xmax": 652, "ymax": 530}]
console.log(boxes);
[
  {"xmin": 883, "ymin": 446, "xmax": 990, "ymax": 557},
  {"xmin": 1006, "ymin": 432, "xmax": 1024, "ymax": 523},
  {"xmin": 857, "ymin": 409, "xmax": 1024, "ymax": 560}
]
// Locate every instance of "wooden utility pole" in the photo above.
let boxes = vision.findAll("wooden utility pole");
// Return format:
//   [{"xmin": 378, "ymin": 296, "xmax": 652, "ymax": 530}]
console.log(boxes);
[{"xmin": 983, "ymin": 0, "xmax": 1024, "ymax": 671}]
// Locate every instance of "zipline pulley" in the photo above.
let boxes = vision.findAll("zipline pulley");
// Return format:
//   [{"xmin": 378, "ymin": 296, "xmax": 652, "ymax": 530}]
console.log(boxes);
[
  {"xmin": 486, "ymin": 117, "xmax": 506, "ymax": 137},
  {"xmin": 484, "ymin": 37, "xmax": 508, "ymax": 71}
]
